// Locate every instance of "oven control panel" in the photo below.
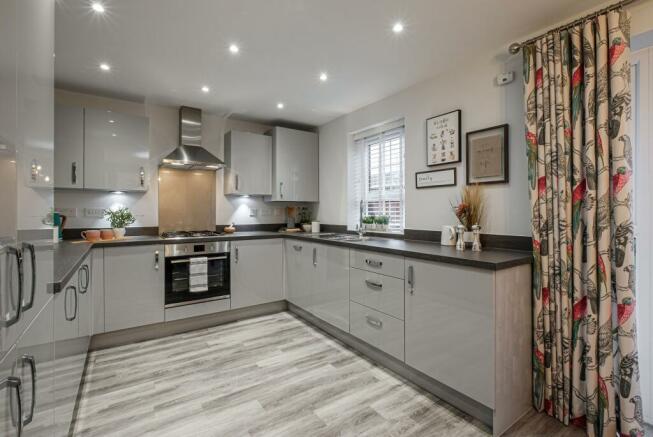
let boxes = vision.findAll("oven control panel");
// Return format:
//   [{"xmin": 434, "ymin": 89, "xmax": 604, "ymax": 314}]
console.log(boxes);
[{"xmin": 164, "ymin": 241, "xmax": 230, "ymax": 257}]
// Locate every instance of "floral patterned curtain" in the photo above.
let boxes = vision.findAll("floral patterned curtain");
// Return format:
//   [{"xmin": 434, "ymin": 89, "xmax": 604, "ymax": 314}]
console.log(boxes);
[{"xmin": 523, "ymin": 9, "xmax": 643, "ymax": 437}]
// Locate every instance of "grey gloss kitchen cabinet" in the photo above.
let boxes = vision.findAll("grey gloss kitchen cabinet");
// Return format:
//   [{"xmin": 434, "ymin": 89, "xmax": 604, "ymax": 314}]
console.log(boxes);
[
  {"xmin": 0, "ymin": 299, "xmax": 55, "ymax": 437},
  {"xmin": 270, "ymin": 127, "xmax": 318, "ymax": 202},
  {"xmin": 54, "ymin": 104, "xmax": 84, "ymax": 189},
  {"xmin": 284, "ymin": 241, "xmax": 349, "ymax": 332},
  {"xmin": 84, "ymin": 107, "xmax": 150, "ymax": 192},
  {"xmin": 104, "ymin": 245, "xmax": 164, "ymax": 331},
  {"xmin": 224, "ymin": 131, "xmax": 272, "ymax": 196},
  {"xmin": 231, "ymin": 239, "xmax": 283, "ymax": 309}
]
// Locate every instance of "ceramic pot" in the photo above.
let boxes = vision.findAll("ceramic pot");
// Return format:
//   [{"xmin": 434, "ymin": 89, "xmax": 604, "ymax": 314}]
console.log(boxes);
[
  {"xmin": 463, "ymin": 231, "xmax": 474, "ymax": 244},
  {"xmin": 100, "ymin": 229, "xmax": 114, "ymax": 240},
  {"xmin": 81, "ymin": 230, "xmax": 100, "ymax": 242},
  {"xmin": 113, "ymin": 228, "xmax": 126, "ymax": 239},
  {"xmin": 301, "ymin": 223, "xmax": 312, "ymax": 233}
]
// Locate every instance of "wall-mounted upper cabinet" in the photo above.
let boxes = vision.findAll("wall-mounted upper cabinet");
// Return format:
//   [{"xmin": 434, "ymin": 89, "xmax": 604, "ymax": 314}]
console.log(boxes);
[
  {"xmin": 270, "ymin": 127, "xmax": 318, "ymax": 202},
  {"xmin": 224, "ymin": 130, "xmax": 272, "ymax": 196},
  {"xmin": 84, "ymin": 108, "xmax": 149, "ymax": 192},
  {"xmin": 54, "ymin": 105, "xmax": 150, "ymax": 192},
  {"xmin": 54, "ymin": 104, "xmax": 84, "ymax": 189}
]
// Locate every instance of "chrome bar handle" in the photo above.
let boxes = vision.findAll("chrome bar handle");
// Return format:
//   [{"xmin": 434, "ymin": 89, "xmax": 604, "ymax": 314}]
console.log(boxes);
[
  {"xmin": 407, "ymin": 265, "xmax": 414, "ymax": 294},
  {"xmin": 78, "ymin": 265, "xmax": 89, "ymax": 294},
  {"xmin": 139, "ymin": 166, "xmax": 145, "ymax": 187},
  {"xmin": 154, "ymin": 251, "xmax": 160, "ymax": 270},
  {"xmin": 64, "ymin": 286, "xmax": 76, "ymax": 321},
  {"xmin": 1, "ymin": 246, "xmax": 23, "ymax": 328},
  {"xmin": 235, "ymin": 174, "xmax": 240, "ymax": 191},
  {"xmin": 20, "ymin": 355, "xmax": 36, "ymax": 426},
  {"xmin": 21, "ymin": 243, "xmax": 35, "ymax": 312},
  {"xmin": 234, "ymin": 247, "xmax": 239, "ymax": 263},
  {"xmin": 170, "ymin": 256, "xmax": 228, "ymax": 264},
  {"xmin": 366, "ymin": 316, "xmax": 383, "ymax": 329},
  {"xmin": 1, "ymin": 376, "xmax": 22, "ymax": 436},
  {"xmin": 292, "ymin": 245, "xmax": 302, "ymax": 251},
  {"xmin": 365, "ymin": 279, "xmax": 383, "ymax": 289},
  {"xmin": 312, "ymin": 247, "xmax": 317, "ymax": 266},
  {"xmin": 71, "ymin": 161, "xmax": 77, "ymax": 185},
  {"xmin": 279, "ymin": 182, "xmax": 283, "ymax": 199},
  {"xmin": 365, "ymin": 258, "xmax": 383, "ymax": 268}
]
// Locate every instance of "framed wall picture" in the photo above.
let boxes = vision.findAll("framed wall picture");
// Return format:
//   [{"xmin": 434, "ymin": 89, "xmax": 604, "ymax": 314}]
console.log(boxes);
[
  {"xmin": 415, "ymin": 168, "xmax": 457, "ymax": 189},
  {"xmin": 466, "ymin": 124, "xmax": 509, "ymax": 184},
  {"xmin": 426, "ymin": 109, "xmax": 461, "ymax": 166}
]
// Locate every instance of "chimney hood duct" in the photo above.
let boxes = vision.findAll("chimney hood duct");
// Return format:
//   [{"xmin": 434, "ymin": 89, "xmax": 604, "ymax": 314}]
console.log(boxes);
[{"xmin": 160, "ymin": 106, "xmax": 225, "ymax": 170}]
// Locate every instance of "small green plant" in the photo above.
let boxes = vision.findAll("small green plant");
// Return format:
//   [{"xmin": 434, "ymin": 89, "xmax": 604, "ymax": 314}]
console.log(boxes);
[
  {"xmin": 104, "ymin": 207, "xmax": 136, "ymax": 228},
  {"xmin": 362, "ymin": 216, "xmax": 375, "ymax": 225},
  {"xmin": 374, "ymin": 215, "xmax": 390, "ymax": 225},
  {"xmin": 297, "ymin": 207, "xmax": 313, "ymax": 224}
]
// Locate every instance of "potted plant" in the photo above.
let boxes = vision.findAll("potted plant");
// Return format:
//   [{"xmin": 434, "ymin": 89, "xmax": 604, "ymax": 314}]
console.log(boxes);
[
  {"xmin": 104, "ymin": 207, "xmax": 136, "ymax": 239},
  {"xmin": 451, "ymin": 184, "xmax": 485, "ymax": 243},
  {"xmin": 362, "ymin": 215, "xmax": 375, "ymax": 231},
  {"xmin": 375, "ymin": 215, "xmax": 390, "ymax": 232},
  {"xmin": 298, "ymin": 207, "xmax": 313, "ymax": 233}
]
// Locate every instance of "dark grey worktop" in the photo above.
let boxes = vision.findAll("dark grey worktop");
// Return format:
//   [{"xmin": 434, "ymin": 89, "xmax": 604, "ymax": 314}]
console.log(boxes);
[{"xmin": 51, "ymin": 231, "xmax": 531, "ymax": 293}]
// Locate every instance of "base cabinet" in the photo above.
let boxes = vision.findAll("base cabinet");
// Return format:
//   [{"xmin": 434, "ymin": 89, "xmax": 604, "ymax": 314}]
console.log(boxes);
[
  {"xmin": 0, "ymin": 298, "xmax": 55, "ymax": 437},
  {"xmin": 405, "ymin": 259, "xmax": 494, "ymax": 408},
  {"xmin": 231, "ymin": 239, "xmax": 283, "ymax": 309},
  {"xmin": 284, "ymin": 241, "xmax": 349, "ymax": 332},
  {"xmin": 104, "ymin": 245, "xmax": 164, "ymax": 332}
]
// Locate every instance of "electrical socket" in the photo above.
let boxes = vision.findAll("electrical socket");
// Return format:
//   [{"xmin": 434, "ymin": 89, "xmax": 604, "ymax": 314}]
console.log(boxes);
[
  {"xmin": 249, "ymin": 207, "xmax": 259, "ymax": 218},
  {"xmin": 261, "ymin": 208, "xmax": 272, "ymax": 217},
  {"xmin": 84, "ymin": 208, "xmax": 105, "ymax": 218},
  {"xmin": 55, "ymin": 207, "xmax": 77, "ymax": 218}
]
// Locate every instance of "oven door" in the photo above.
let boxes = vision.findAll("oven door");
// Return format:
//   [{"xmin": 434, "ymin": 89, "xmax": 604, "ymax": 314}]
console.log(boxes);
[{"xmin": 165, "ymin": 253, "xmax": 230, "ymax": 307}]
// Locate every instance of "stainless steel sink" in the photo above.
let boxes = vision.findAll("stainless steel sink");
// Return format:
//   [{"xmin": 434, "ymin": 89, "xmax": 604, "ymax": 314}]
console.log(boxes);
[{"xmin": 314, "ymin": 233, "xmax": 369, "ymax": 242}]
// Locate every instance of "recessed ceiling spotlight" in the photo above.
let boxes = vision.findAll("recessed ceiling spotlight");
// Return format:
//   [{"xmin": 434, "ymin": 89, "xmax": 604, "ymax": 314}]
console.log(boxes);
[
  {"xmin": 109, "ymin": 119, "xmax": 115, "ymax": 123},
  {"xmin": 91, "ymin": 2, "xmax": 105, "ymax": 13},
  {"xmin": 392, "ymin": 22, "xmax": 404, "ymax": 34},
  {"xmin": 111, "ymin": 133, "xmax": 117, "ymax": 137},
  {"xmin": 201, "ymin": 85, "xmax": 210, "ymax": 93},
  {"xmin": 229, "ymin": 44, "xmax": 240, "ymax": 54},
  {"xmin": 99, "ymin": 62, "xmax": 111, "ymax": 71},
  {"xmin": 277, "ymin": 102, "xmax": 284, "ymax": 109},
  {"xmin": 319, "ymin": 72, "xmax": 328, "ymax": 82}
]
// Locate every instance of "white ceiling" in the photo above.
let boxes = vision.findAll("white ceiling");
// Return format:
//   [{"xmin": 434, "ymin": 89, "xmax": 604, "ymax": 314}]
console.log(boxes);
[{"xmin": 55, "ymin": 0, "xmax": 604, "ymax": 127}]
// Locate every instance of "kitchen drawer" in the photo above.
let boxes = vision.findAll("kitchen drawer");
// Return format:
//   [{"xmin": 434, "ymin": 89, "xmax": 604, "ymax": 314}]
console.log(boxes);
[
  {"xmin": 350, "ymin": 268, "xmax": 404, "ymax": 320},
  {"xmin": 164, "ymin": 298, "xmax": 231, "ymax": 322},
  {"xmin": 350, "ymin": 249, "xmax": 404, "ymax": 279},
  {"xmin": 350, "ymin": 301, "xmax": 404, "ymax": 361}
]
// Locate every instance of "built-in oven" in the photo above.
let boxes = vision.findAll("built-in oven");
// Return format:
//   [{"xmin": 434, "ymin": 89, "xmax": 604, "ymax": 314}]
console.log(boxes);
[{"xmin": 164, "ymin": 241, "xmax": 230, "ymax": 308}]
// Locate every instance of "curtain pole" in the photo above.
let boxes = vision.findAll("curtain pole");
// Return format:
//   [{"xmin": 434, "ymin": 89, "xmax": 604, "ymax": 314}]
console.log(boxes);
[{"xmin": 507, "ymin": 0, "xmax": 637, "ymax": 54}]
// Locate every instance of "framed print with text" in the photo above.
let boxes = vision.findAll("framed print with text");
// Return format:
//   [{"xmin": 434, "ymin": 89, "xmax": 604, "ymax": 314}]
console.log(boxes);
[{"xmin": 426, "ymin": 109, "xmax": 461, "ymax": 166}]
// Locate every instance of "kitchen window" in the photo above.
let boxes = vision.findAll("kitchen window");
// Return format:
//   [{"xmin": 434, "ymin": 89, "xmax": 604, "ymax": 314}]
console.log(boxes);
[{"xmin": 348, "ymin": 120, "xmax": 405, "ymax": 232}]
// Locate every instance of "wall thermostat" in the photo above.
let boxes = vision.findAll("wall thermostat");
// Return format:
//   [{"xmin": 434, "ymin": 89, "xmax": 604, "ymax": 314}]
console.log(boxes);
[{"xmin": 496, "ymin": 72, "xmax": 515, "ymax": 85}]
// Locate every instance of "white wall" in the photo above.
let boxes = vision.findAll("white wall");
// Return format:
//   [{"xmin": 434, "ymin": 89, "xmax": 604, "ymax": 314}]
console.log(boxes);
[
  {"xmin": 317, "ymin": 53, "xmax": 530, "ymax": 236},
  {"xmin": 317, "ymin": 3, "xmax": 653, "ymax": 237},
  {"xmin": 54, "ymin": 90, "xmax": 296, "ymax": 229}
]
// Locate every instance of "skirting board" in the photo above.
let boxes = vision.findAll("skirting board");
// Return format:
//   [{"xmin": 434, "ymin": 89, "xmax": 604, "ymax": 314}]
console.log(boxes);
[
  {"xmin": 287, "ymin": 302, "xmax": 494, "ymax": 428},
  {"xmin": 90, "ymin": 300, "xmax": 287, "ymax": 350}
]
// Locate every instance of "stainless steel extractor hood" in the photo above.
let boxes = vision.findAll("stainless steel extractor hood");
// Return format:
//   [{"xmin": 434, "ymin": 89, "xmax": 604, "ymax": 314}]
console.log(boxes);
[{"xmin": 160, "ymin": 106, "xmax": 225, "ymax": 170}]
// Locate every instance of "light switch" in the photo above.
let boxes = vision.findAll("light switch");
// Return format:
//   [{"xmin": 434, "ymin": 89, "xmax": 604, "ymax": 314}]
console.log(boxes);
[
  {"xmin": 55, "ymin": 207, "xmax": 78, "ymax": 218},
  {"xmin": 249, "ymin": 207, "xmax": 259, "ymax": 217}
]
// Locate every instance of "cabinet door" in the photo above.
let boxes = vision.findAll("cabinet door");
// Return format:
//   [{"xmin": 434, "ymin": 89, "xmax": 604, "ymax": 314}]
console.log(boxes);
[
  {"xmin": 104, "ymin": 245, "xmax": 164, "ymax": 331},
  {"xmin": 224, "ymin": 131, "xmax": 271, "ymax": 196},
  {"xmin": 312, "ymin": 244, "xmax": 349, "ymax": 332},
  {"xmin": 91, "ymin": 248, "xmax": 104, "ymax": 335},
  {"xmin": 0, "ymin": 298, "xmax": 55, "ymax": 437},
  {"xmin": 54, "ymin": 104, "xmax": 84, "ymax": 189},
  {"xmin": 231, "ymin": 239, "xmax": 283, "ymax": 309},
  {"xmin": 284, "ymin": 240, "xmax": 313, "ymax": 310},
  {"xmin": 405, "ymin": 259, "xmax": 494, "ymax": 407},
  {"xmin": 272, "ymin": 127, "xmax": 318, "ymax": 201},
  {"xmin": 84, "ymin": 108, "xmax": 149, "ymax": 192}
]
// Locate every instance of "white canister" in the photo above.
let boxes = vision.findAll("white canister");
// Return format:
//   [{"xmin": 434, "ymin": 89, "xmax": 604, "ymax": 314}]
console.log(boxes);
[
  {"xmin": 311, "ymin": 221, "xmax": 320, "ymax": 233},
  {"xmin": 440, "ymin": 225, "xmax": 457, "ymax": 246}
]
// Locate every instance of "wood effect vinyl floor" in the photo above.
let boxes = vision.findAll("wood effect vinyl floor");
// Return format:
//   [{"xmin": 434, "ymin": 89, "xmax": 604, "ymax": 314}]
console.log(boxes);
[{"xmin": 72, "ymin": 311, "xmax": 583, "ymax": 437}]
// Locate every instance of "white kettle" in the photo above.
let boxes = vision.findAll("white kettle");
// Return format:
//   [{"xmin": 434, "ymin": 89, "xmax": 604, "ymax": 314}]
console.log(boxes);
[{"xmin": 441, "ymin": 225, "xmax": 457, "ymax": 246}]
